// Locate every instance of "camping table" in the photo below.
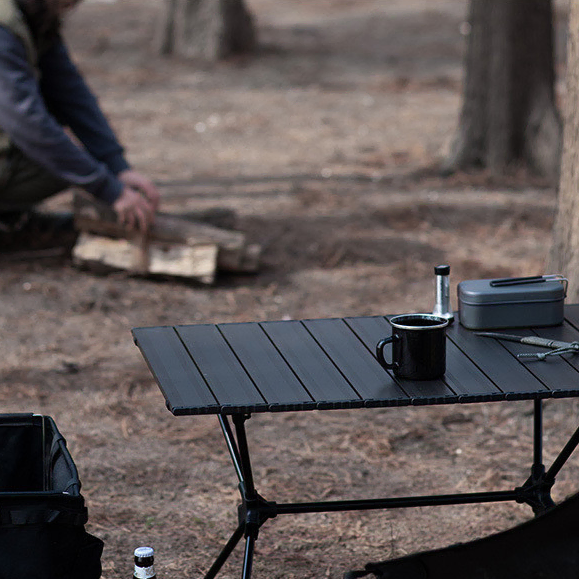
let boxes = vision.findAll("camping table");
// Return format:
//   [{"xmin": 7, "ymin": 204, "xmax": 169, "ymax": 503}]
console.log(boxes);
[{"xmin": 132, "ymin": 305, "xmax": 579, "ymax": 579}]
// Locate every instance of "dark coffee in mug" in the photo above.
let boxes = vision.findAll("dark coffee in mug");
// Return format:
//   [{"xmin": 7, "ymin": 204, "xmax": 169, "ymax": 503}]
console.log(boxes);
[{"xmin": 376, "ymin": 314, "xmax": 448, "ymax": 380}]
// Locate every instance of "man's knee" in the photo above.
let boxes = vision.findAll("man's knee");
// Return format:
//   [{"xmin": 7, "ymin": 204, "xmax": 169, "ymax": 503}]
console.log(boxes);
[{"xmin": 0, "ymin": 149, "xmax": 69, "ymax": 211}]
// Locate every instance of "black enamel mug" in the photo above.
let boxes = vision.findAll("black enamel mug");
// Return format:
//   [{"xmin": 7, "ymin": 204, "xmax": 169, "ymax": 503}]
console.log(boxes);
[{"xmin": 376, "ymin": 314, "xmax": 449, "ymax": 380}]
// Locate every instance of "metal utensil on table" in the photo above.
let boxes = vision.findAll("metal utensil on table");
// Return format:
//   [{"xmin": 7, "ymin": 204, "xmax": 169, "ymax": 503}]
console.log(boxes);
[{"xmin": 476, "ymin": 332, "xmax": 579, "ymax": 360}]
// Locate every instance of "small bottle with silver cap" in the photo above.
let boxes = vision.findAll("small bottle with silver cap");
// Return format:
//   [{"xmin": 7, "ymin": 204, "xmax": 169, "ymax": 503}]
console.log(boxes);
[
  {"xmin": 133, "ymin": 547, "xmax": 156, "ymax": 579},
  {"xmin": 432, "ymin": 264, "xmax": 454, "ymax": 323}
]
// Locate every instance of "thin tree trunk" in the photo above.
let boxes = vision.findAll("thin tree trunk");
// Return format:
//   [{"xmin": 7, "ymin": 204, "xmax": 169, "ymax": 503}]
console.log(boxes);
[
  {"xmin": 548, "ymin": 1, "xmax": 579, "ymax": 299},
  {"xmin": 155, "ymin": 0, "xmax": 178, "ymax": 56},
  {"xmin": 154, "ymin": 0, "xmax": 256, "ymax": 62},
  {"xmin": 443, "ymin": 0, "xmax": 561, "ymax": 181}
]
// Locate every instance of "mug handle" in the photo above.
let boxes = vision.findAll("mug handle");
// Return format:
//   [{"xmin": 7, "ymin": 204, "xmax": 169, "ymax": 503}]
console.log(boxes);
[{"xmin": 376, "ymin": 337, "xmax": 394, "ymax": 370}]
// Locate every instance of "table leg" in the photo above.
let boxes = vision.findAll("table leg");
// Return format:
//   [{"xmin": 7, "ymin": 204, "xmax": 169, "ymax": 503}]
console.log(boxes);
[
  {"xmin": 544, "ymin": 416, "xmax": 579, "ymax": 482},
  {"xmin": 232, "ymin": 414, "xmax": 257, "ymax": 498},
  {"xmin": 241, "ymin": 534, "xmax": 257, "ymax": 579},
  {"xmin": 533, "ymin": 398, "xmax": 543, "ymax": 468},
  {"xmin": 203, "ymin": 523, "xmax": 246, "ymax": 579},
  {"xmin": 202, "ymin": 416, "xmax": 253, "ymax": 579},
  {"xmin": 515, "ymin": 398, "xmax": 579, "ymax": 515},
  {"xmin": 219, "ymin": 415, "xmax": 244, "ymax": 483},
  {"xmin": 514, "ymin": 400, "xmax": 555, "ymax": 515},
  {"xmin": 209, "ymin": 404, "xmax": 579, "ymax": 576},
  {"xmin": 205, "ymin": 415, "xmax": 274, "ymax": 579}
]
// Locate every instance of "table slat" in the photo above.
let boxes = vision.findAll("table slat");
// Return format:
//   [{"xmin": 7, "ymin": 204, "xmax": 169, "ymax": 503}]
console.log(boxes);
[
  {"xmin": 477, "ymin": 327, "xmax": 579, "ymax": 394},
  {"xmin": 534, "ymin": 321, "xmax": 579, "ymax": 376},
  {"xmin": 444, "ymin": 340, "xmax": 501, "ymax": 401},
  {"xmin": 448, "ymin": 323, "xmax": 548, "ymax": 396},
  {"xmin": 176, "ymin": 325, "xmax": 265, "ymax": 409},
  {"xmin": 525, "ymin": 322, "xmax": 579, "ymax": 394},
  {"xmin": 217, "ymin": 322, "xmax": 315, "ymax": 410},
  {"xmin": 132, "ymin": 326, "xmax": 218, "ymax": 414},
  {"xmin": 562, "ymin": 304, "xmax": 579, "ymax": 330},
  {"xmin": 260, "ymin": 320, "xmax": 362, "ymax": 407},
  {"xmin": 302, "ymin": 318, "xmax": 409, "ymax": 404}
]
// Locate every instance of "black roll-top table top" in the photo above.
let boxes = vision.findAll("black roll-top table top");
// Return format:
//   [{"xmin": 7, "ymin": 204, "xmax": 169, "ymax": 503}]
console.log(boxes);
[{"xmin": 132, "ymin": 304, "xmax": 579, "ymax": 416}]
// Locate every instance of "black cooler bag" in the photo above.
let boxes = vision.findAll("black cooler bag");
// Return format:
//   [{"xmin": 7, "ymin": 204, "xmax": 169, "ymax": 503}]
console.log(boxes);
[{"xmin": 0, "ymin": 413, "xmax": 103, "ymax": 579}]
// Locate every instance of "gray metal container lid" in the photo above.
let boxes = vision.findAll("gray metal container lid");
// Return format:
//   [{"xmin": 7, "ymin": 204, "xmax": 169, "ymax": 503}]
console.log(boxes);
[{"xmin": 458, "ymin": 278, "xmax": 565, "ymax": 305}]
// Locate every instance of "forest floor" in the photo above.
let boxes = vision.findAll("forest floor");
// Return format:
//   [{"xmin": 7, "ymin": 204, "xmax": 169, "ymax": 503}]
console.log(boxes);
[{"xmin": 1, "ymin": 0, "xmax": 577, "ymax": 577}]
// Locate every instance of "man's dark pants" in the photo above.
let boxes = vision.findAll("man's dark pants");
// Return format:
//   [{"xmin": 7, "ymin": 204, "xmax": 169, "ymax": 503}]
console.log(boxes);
[{"xmin": 0, "ymin": 148, "xmax": 68, "ymax": 213}]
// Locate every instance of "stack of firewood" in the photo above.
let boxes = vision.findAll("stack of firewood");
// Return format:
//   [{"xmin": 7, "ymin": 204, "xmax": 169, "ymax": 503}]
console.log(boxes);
[{"xmin": 72, "ymin": 196, "xmax": 261, "ymax": 284}]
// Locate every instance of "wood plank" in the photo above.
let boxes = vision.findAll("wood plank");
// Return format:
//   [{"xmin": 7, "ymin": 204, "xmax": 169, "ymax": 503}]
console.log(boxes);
[
  {"xmin": 176, "ymin": 325, "xmax": 265, "ymax": 410},
  {"xmin": 132, "ymin": 326, "xmax": 218, "ymax": 414},
  {"xmin": 344, "ymin": 316, "xmax": 457, "ymax": 403},
  {"xmin": 74, "ymin": 194, "xmax": 246, "ymax": 249},
  {"xmin": 73, "ymin": 232, "xmax": 218, "ymax": 283},
  {"xmin": 260, "ymin": 320, "xmax": 361, "ymax": 407},
  {"xmin": 154, "ymin": 213, "xmax": 245, "ymax": 249},
  {"xmin": 148, "ymin": 243, "xmax": 217, "ymax": 281},
  {"xmin": 302, "ymin": 318, "xmax": 409, "ymax": 404},
  {"xmin": 217, "ymin": 322, "xmax": 315, "ymax": 409},
  {"xmin": 218, "ymin": 243, "xmax": 262, "ymax": 273},
  {"xmin": 73, "ymin": 232, "xmax": 142, "ymax": 271},
  {"xmin": 74, "ymin": 195, "xmax": 260, "ymax": 273},
  {"xmin": 448, "ymin": 323, "xmax": 549, "ymax": 396}
]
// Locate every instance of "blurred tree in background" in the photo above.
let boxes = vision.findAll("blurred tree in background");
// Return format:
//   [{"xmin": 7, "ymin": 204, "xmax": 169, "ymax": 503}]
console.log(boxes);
[
  {"xmin": 155, "ymin": 0, "xmax": 256, "ymax": 62},
  {"xmin": 550, "ymin": 0, "xmax": 579, "ymax": 298},
  {"xmin": 444, "ymin": 0, "xmax": 561, "ymax": 182}
]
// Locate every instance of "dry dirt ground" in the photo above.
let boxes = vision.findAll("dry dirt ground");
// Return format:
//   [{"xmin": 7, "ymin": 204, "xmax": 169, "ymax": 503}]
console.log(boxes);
[{"xmin": 1, "ymin": 0, "xmax": 578, "ymax": 577}]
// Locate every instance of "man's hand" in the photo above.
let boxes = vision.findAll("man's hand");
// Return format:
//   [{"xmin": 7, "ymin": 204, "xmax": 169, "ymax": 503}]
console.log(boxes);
[
  {"xmin": 118, "ymin": 170, "xmax": 160, "ymax": 211},
  {"xmin": 112, "ymin": 186, "xmax": 155, "ymax": 232},
  {"xmin": 112, "ymin": 170, "xmax": 160, "ymax": 231}
]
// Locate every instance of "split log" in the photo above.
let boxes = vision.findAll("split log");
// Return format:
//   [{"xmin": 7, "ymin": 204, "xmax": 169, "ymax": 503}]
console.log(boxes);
[
  {"xmin": 72, "ymin": 232, "xmax": 218, "ymax": 284},
  {"xmin": 73, "ymin": 195, "xmax": 261, "ymax": 275}
]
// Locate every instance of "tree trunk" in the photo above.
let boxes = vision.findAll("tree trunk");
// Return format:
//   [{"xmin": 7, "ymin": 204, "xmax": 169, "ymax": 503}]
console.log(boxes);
[
  {"xmin": 443, "ymin": 0, "xmax": 562, "ymax": 182},
  {"xmin": 156, "ymin": 0, "xmax": 178, "ymax": 56},
  {"xmin": 548, "ymin": 1, "xmax": 579, "ymax": 300},
  {"xmin": 154, "ymin": 0, "xmax": 256, "ymax": 62}
]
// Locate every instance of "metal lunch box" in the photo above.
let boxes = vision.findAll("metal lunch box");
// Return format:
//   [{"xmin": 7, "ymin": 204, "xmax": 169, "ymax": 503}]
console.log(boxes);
[{"xmin": 457, "ymin": 275, "xmax": 567, "ymax": 330}]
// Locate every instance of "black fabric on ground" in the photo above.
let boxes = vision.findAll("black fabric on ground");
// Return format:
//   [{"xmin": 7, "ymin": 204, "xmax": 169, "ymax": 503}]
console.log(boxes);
[
  {"xmin": 344, "ymin": 491, "xmax": 579, "ymax": 579},
  {"xmin": 0, "ymin": 414, "xmax": 103, "ymax": 579}
]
